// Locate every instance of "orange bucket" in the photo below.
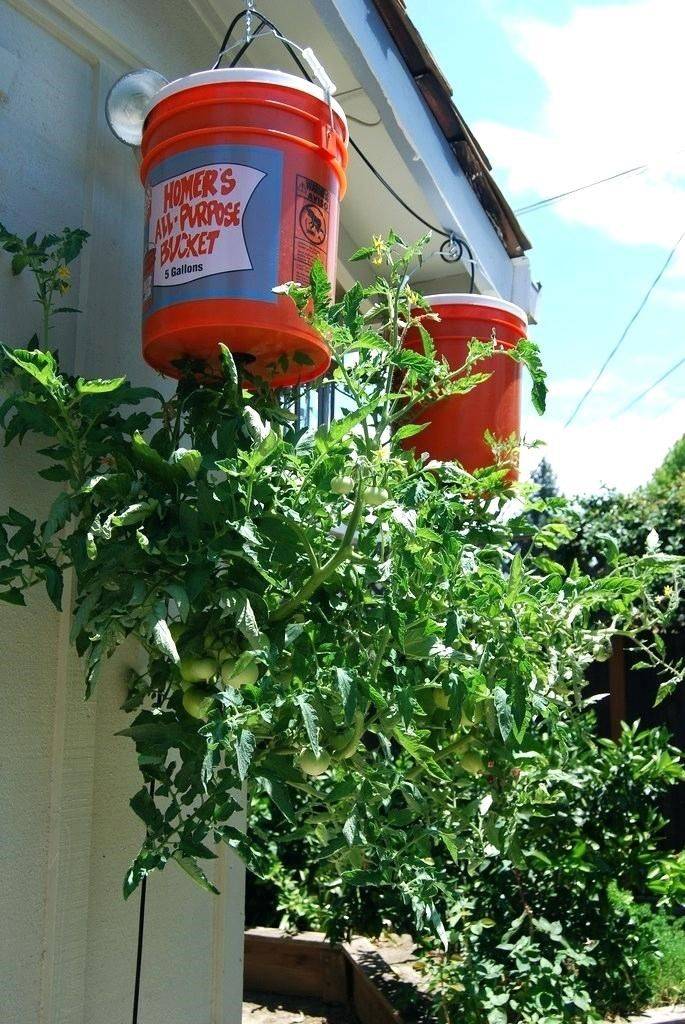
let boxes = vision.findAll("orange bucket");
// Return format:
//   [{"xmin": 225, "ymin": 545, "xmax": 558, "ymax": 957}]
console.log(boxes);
[
  {"xmin": 401, "ymin": 294, "xmax": 528, "ymax": 478},
  {"xmin": 139, "ymin": 69, "xmax": 348, "ymax": 385}
]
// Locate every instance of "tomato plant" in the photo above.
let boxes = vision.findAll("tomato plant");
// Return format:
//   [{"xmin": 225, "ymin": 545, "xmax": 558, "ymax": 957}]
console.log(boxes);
[{"xmin": 0, "ymin": 227, "xmax": 681, "ymax": 929}]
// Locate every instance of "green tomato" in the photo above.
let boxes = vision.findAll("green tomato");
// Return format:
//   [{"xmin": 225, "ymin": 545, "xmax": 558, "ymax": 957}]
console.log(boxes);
[
  {"xmin": 297, "ymin": 749, "xmax": 331, "ymax": 776},
  {"xmin": 330, "ymin": 475, "xmax": 355, "ymax": 495},
  {"xmin": 452, "ymin": 737, "xmax": 473, "ymax": 756},
  {"xmin": 221, "ymin": 658, "xmax": 259, "ymax": 688},
  {"xmin": 329, "ymin": 728, "xmax": 352, "ymax": 752},
  {"xmin": 460, "ymin": 751, "xmax": 485, "ymax": 775},
  {"xmin": 361, "ymin": 485, "xmax": 389, "ymax": 507},
  {"xmin": 432, "ymin": 688, "xmax": 450, "ymax": 710},
  {"xmin": 330, "ymin": 711, "xmax": 364, "ymax": 756},
  {"xmin": 179, "ymin": 656, "xmax": 218, "ymax": 684},
  {"xmin": 182, "ymin": 686, "xmax": 214, "ymax": 720},
  {"xmin": 338, "ymin": 734, "xmax": 362, "ymax": 759},
  {"xmin": 217, "ymin": 646, "xmax": 238, "ymax": 664}
]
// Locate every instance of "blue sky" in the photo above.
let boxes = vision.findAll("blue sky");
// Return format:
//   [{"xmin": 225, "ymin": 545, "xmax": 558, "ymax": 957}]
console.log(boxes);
[{"xmin": 405, "ymin": 0, "xmax": 685, "ymax": 493}]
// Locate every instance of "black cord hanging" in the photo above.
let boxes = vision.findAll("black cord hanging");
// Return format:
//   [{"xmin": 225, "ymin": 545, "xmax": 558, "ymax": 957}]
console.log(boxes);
[
  {"xmin": 213, "ymin": 6, "xmax": 477, "ymax": 292},
  {"xmin": 131, "ymin": 782, "xmax": 155, "ymax": 1024}
]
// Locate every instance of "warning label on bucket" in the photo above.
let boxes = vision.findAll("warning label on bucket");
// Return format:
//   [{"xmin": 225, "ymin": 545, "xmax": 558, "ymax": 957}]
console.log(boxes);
[
  {"xmin": 148, "ymin": 162, "xmax": 266, "ymax": 286},
  {"xmin": 293, "ymin": 175, "xmax": 330, "ymax": 283}
]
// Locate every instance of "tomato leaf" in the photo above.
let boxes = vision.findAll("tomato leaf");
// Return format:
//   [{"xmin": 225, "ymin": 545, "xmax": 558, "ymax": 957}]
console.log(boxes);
[
  {"xmin": 235, "ymin": 729, "xmax": 256, "ymax": 781},
  {"xmin": 295, "ymin": 695, "xmax": 320, "ymax": 757},
  {"xmin": 172, "ymin": 853, "xmax": 219, "ymax": 894}
]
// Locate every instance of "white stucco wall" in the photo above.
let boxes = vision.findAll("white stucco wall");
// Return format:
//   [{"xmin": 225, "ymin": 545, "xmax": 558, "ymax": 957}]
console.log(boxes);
[{"xmin": 0, "ymin": 2, "xmax": 245, "ymax": 1022}]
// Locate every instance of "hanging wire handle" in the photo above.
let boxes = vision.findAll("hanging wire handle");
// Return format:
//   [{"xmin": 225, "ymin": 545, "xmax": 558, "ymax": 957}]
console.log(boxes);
[{"xmin": 210, "ymin": 8, "xmax": 337, "ymax": 132}]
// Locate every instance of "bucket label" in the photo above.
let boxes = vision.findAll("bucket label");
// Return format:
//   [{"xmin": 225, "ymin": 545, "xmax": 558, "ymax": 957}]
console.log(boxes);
[
  {"xmin": 292, "ymin": 175, "xmax": 331, "ymax": 284},
  {"xmin": 143, "ymin": 145, "xmax": 283, "ymax": 316}
]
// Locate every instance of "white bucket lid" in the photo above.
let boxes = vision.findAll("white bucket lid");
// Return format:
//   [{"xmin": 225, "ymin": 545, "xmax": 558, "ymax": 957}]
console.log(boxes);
[
  {"xmin": 145, "ymin": 68, "xmax": 347, "ymax": 130},
  {"xmin": 424, "ymin": 293, "xmax": 528, "ymax": 325}
]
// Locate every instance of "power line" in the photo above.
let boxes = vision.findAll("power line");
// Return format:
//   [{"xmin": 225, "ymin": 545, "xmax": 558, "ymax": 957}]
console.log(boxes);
[
  {"xmin": 616, "ymin": 355, "xmax": 685, "ymax": 415},
  {"xmin": 516, "ymin": 145, "xmax": 685, "ymax": 216},
  {"xmin": 564, "ymin": 228, "xmax": 685, "ymax": 428},
  {"xmin": 515, "ymin": 163, "xmax": 648, "ymax": 215}
]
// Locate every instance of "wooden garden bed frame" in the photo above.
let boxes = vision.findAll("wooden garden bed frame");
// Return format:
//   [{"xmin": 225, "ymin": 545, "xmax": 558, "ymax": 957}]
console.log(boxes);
[{"xmin": 244, "ymin": 927, "xmax": 429, "ymax": 1023}]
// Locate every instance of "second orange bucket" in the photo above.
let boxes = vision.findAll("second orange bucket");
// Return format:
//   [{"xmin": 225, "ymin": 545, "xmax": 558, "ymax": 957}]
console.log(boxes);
[
  {"xmin": 401, "ymin": 294, "xmax": 528, "ymax": 478},
  {"xmin": 139, "ymin": 69, "xmax": 348, "ymax": 386}
]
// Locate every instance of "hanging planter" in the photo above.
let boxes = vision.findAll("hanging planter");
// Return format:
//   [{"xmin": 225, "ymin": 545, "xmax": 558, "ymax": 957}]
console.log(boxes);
[
  {"xmin": 138, "ymin": 68, "xmax": 348, "ymax": 385},
  {"xmin": 399, "ymin": 294, "xmax": 528, "ymax": 479}
]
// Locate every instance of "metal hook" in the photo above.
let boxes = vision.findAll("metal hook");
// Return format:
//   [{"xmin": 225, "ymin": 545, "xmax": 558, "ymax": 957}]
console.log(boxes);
[
  {"xmin": 439, "ymin": 233, "xmax": 462, "ymax": 264},
  {"xmin": 393, "ymin": 231, "xmax": 478, "ymax": 302},
  {"xmin": 440, "ymin": 233, "xmax": 476, "ymax": 293}
]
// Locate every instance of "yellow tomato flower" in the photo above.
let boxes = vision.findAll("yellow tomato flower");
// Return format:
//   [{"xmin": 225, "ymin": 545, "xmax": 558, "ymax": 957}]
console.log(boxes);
[
  {"xmin": 371, "ymin": 234, "xmax": 384, "ymax": 266},
  {"xmin": 55, "ymin": 264, "xmax": 71, "ymax": 294}
]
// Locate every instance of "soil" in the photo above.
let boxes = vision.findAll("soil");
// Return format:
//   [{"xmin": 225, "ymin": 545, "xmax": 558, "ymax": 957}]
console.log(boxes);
[{"xmin": 242, "ymin": 991, "xmax": 356, "ymax": 1024}]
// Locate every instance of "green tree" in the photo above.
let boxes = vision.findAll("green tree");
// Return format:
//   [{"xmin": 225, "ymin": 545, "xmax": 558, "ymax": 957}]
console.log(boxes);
[
  {"xmin": 650, "ymin": 434, "xmax": 685, "ymax": 493},
  {"xmin": 531, "ymin": 457, "xmax": 558, "ymax": 499}
]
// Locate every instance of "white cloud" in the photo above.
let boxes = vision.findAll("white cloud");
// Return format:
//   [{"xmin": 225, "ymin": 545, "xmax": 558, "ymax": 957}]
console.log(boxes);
[
  {"xmin": 470, "ymin": 1, "xmax": 685, "ymax": 493},
  {"xmin": 521, "ymin": 393, "xmax": 685, "ymax": 494},
  {"xmin": 475, "ymin": 0, "xmax": 685, "ymax": 261},
  {"xmin": 548, "ymin": 369, "xmax": 625, "ymax": 400}
]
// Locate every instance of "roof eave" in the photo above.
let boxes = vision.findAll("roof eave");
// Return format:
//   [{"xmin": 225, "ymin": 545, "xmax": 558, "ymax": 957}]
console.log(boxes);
[{"xmin": 370, "ymin": 0, "xmax": 531, "ymax": 258}]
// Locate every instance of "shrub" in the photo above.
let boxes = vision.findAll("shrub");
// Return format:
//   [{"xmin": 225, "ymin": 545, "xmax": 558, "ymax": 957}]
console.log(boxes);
[
  {"xmin": 248, "ymin": 716, "xmax": 685, "ymax": 1023},
  {"xmin": 423, "ymin": 719, "xmax": 685, "ymax": 1023},
  {"xmin": 650, "ymin": 435, "xmax": 685, "ymax": 494}
]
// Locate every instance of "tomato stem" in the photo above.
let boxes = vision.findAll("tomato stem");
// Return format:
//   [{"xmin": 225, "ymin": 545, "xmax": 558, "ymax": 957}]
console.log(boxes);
[{"xmin": 270, "ymin": 482, "xmax": 366, "ymax": 622}]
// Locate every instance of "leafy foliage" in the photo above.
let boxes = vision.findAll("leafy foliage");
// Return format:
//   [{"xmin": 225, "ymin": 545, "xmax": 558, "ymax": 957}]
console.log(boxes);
[
  {"xmin": 248, "ymin": 718, "xmax": 685, "ymax": 1023},
  {"xmin": 556, "ymin": 435, "xmax": 684, "ymax": 582},
  {"xmin": 0, "ymin": 229, "xmax": 682, "ymax": 948},
  {"xmin": 423, "ymin": 720, "xmax": 685, "ymax": 1024},
  {"xmin": 637, "ymin": 906, "xmax": 685, "ymax": 1006}
]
